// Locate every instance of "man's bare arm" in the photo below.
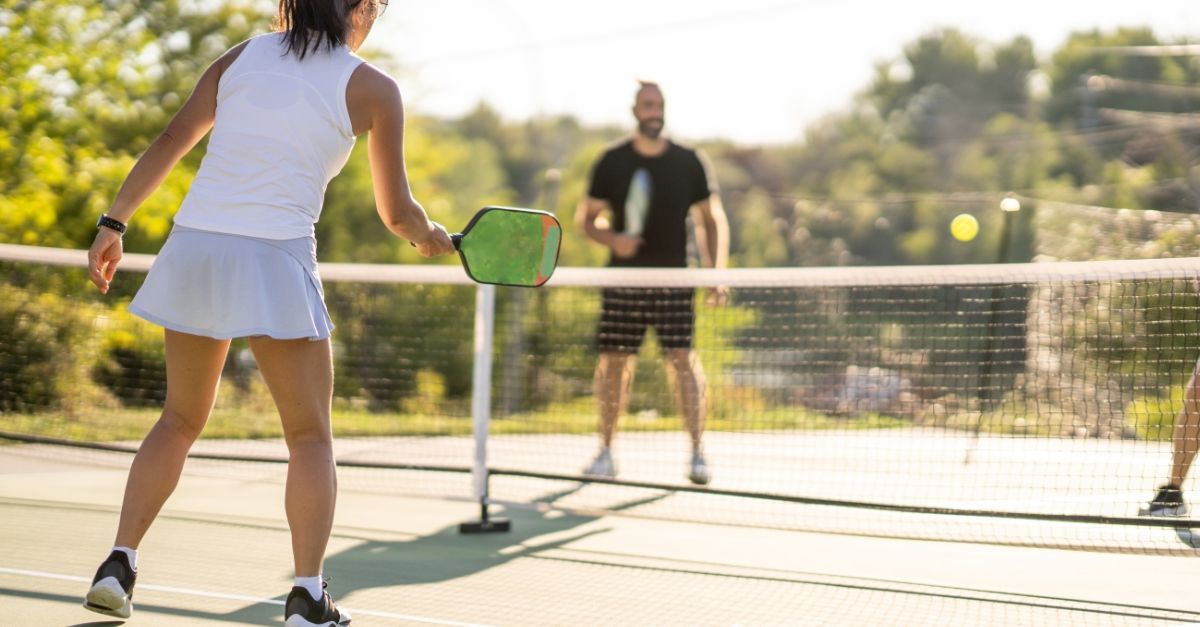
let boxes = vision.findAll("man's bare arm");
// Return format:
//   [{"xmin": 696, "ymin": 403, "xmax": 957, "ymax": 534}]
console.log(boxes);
[
  {"xmin": 578, "ymin": 196, "xmax": 641, "ymax": 258},
  {"xmin": 691, "ymin": 195, "xmax": 729, "ymax": 269}
]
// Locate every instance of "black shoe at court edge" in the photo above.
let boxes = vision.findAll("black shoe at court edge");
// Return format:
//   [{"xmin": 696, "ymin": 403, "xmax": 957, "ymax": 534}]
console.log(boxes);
[
  {"xmin": 84, "ymin": 550, "xmax": 137, "ymax": 619},
  {"xmin": 1140, "ymin": 484, "xmax": 1189, "ymax": 517},
  {"xmin": 285, "ymin": 582, "xmax": 352, "ymax": 627}
]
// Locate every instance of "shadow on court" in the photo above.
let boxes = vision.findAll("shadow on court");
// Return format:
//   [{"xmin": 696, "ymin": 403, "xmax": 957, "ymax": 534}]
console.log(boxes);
[
  {"xmin": 211, "ymin": 487, "xmax": 668, "ymax": 624},
  {"xmin": 0, "ymin": 585, "xmax": 281, "ymax": 626}
]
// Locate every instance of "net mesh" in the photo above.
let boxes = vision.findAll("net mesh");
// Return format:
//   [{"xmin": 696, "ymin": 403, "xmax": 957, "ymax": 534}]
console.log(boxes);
[
  {"xmin": 1033, "ymin": 199, "xmax": 1200, "ymax": 262},
  {"xmin": 1, "ymin": 243, "xmax": 1197, "ymax": 554}
]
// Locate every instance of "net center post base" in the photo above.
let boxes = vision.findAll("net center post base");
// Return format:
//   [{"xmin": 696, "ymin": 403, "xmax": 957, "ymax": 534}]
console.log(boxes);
[{"xmin": 459, "ymin": 518, "xmax": 512, "ymax": 534}]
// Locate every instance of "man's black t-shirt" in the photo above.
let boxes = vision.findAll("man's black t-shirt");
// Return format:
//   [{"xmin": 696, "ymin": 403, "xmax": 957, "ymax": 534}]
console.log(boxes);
[{"xmin": 587, "ymin": 139, "xmax": 716, "ymax": 268}]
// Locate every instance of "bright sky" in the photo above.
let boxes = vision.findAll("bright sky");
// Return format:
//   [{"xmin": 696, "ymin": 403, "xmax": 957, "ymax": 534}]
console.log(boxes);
[{"xmin": 371, "ymin": 0, "xmax": 1197, "ymax": 145}]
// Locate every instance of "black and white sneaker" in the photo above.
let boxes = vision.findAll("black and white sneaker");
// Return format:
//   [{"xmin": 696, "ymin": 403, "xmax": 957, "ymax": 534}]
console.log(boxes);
[
  {"xmin": 84, "ymin": 550, "xmax": 137, "ymax": 619},
  {"xmin": 285, "ymin": 583, "xmax": 351, "ymax": 627},
  {"xmin": 1139, "ymin": 484, "xmax": 1189, "ymax": 517}
]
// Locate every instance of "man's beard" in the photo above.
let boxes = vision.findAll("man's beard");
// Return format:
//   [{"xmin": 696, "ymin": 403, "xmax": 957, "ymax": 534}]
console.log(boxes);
[{"xmin": 638, "ymin": 118, "xmax": 664, "ymax": 139}]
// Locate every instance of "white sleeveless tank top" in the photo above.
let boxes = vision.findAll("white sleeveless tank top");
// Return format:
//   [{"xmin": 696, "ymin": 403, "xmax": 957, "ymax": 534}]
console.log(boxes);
[{"xmin": 173, "ymin": 32, "xmax": 365, "ymax": 240}]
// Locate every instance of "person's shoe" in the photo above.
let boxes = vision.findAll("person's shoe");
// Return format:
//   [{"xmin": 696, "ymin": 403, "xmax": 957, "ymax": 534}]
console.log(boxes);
[
  {"xmin": 687, "ymin": 451, "xmax": 710, "ymax": 486},
  {"xmin": 285, "ymin": 583, "xmax": 351, "ymax": 627},
  {"xmin": 84, "ymin": 550, "xmax": 137, "ymax": 619},
  {"xmin": 583, "ymin": 448, "xmax": 616, "ymax": 479},
  {"xmin": 1139, "ymin": 484, "xmax": 1188, "ymax": 517}
]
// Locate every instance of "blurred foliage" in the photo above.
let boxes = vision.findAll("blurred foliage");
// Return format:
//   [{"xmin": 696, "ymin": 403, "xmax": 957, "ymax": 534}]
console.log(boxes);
[
  {"xmin": 0, "ymin": 281, "xmax": 99, "ymax": 412},
  {"xmin": 1126, "ymin": 387, "xmax": 1185, "ymax": 442},
  {"xmin": 10, "ymin": 4, "xmax": 1198, "ymax": 269},
  {"xmin": 0, "ymin": 0, "xmax": 265, "ymax": 250},
  {"xmin": 92, "ymin": 308, "xmax": 167, "ymax": 407},
  {"xmin": 7, "ymin": 4, "xmax": 1200, "ymax": 431}
]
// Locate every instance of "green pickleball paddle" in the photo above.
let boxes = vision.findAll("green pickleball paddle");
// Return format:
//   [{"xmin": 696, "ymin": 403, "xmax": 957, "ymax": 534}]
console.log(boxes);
[{"xmin": 450, "ymin": 207, "xmax": 562, "ymax": 287}]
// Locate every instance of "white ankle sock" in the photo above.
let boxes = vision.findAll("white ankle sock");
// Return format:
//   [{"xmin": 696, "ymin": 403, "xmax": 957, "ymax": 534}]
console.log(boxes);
[
  {"xmin": 112, "ymin": 546, "xmax": 138, "ymax": 571},
  {"xmin": 295, "ymin": 575, "xmax": 323, "ymax": 602}
]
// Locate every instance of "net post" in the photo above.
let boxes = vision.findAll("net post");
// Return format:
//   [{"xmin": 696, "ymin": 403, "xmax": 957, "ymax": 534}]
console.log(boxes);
[{"xmin": 460, "ymin": 283, "xmax": 510, "ymax": 534}]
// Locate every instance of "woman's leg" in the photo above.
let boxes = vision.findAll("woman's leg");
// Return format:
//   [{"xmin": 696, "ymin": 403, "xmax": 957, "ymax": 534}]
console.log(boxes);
[
  {"xmin": 247, "ymin": 336, "xmax": 336, "ymax": 578},
  {"xmin": 1170, "ymin": 364, "xmax": 1200, "ymax": 488},
  {"xmin": 114, "ymin": 330, "xmax": 230, "ymax": 548}
]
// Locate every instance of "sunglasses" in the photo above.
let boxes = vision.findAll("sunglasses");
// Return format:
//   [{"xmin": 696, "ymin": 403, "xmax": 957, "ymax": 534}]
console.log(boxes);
[{"xmin": 353, "ymin": 0, "xmax": 387, "ymax": 17}]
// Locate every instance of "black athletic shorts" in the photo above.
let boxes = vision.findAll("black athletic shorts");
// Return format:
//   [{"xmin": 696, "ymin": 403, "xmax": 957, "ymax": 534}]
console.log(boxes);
[{"xmin": 596, "ymin": 288, "xmax": 696, "ymax": 353}]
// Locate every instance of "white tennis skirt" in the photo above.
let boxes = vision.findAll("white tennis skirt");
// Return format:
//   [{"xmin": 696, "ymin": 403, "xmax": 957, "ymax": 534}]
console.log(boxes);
[{"xmin": 129, "ymin": 226, "xmax": 334, "ymax": 341}]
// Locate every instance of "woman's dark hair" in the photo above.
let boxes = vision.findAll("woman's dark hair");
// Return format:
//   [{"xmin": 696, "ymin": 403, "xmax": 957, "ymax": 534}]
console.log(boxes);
[{"xmin": 277, "ymin": 0, "xmax": 357, "ymax": 59}]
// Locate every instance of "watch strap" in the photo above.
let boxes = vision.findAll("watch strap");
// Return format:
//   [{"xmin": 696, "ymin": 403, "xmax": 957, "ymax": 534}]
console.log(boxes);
[{"xmin": 97, "ymin": 215, "xmax": 127, "ymax": 235}]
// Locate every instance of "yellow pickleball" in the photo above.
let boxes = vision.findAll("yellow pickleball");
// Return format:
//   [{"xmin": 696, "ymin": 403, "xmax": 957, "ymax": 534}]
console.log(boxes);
[{"xmin": 950, "ymin": 214, "xmax": 979, "ymax": 242}]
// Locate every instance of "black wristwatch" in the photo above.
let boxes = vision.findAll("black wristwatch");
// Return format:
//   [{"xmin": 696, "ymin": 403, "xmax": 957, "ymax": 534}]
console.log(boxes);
[{"xmin": 97, "ymin": 214, "xmax": 127, "ymax": 235}]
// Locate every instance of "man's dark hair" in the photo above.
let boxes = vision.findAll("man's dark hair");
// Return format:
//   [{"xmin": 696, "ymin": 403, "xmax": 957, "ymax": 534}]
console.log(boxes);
[{"xmin": 635, "ymin": 80, "xmax": 662, "ymax": 103}]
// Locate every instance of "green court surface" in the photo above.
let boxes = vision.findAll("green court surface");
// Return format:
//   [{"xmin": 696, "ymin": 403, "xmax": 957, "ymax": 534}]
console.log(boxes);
[{"xmin": 2, "ymin": 444, "xmax": 1199, "ymax": 626}]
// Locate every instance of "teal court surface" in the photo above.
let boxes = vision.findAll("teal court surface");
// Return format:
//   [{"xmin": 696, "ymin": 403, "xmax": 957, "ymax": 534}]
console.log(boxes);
[{"xmin": 2, "ymin": 440, "xmax": 1199, "ymax": 626}]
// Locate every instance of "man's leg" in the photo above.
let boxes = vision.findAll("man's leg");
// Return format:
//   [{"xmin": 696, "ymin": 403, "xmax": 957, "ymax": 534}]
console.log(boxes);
[
  {"xmin": 665, "ymin": 349, "xmax": 706, "ymax": 454},
  {"xmin": 595, "ymin": 351, "xmax": 637, "ymax": 449},
  {"xmin": 657, "ymin": 287, "xmax": 708, "ymax": 485},
  {"xmin": 588, "ymin": 288, "xmax": 646, "ymax": 478}
]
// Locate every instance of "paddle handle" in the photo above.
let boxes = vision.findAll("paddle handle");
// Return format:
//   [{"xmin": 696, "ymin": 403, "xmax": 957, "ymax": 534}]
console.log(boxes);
[{"xmin": 409, "ymin": 232, "xmax": 464, "ymax": 250}]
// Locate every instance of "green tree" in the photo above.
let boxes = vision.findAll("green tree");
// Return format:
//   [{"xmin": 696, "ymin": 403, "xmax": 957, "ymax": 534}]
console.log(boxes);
[{"xmin": 0, "ymin": 0, "xmax": 266, "ymax": 250}]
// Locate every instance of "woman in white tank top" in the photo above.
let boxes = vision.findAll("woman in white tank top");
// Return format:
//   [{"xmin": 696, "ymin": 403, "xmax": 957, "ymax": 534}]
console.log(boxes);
[{"xmin": 83, "ymin": 2, "xmax": 454, "ymax": 625}]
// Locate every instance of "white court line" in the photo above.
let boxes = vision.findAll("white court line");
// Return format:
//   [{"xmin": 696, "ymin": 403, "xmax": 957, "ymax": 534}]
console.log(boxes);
[{"xmin": 0, "ymin": 567, "xmax": 493, "ymax": 627}]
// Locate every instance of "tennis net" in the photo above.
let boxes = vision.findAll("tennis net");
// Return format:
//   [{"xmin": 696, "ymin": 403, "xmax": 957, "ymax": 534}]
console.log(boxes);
[{"xmin": 1, "ymin": 242, "xmax": 1197, "ymax": 554}]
